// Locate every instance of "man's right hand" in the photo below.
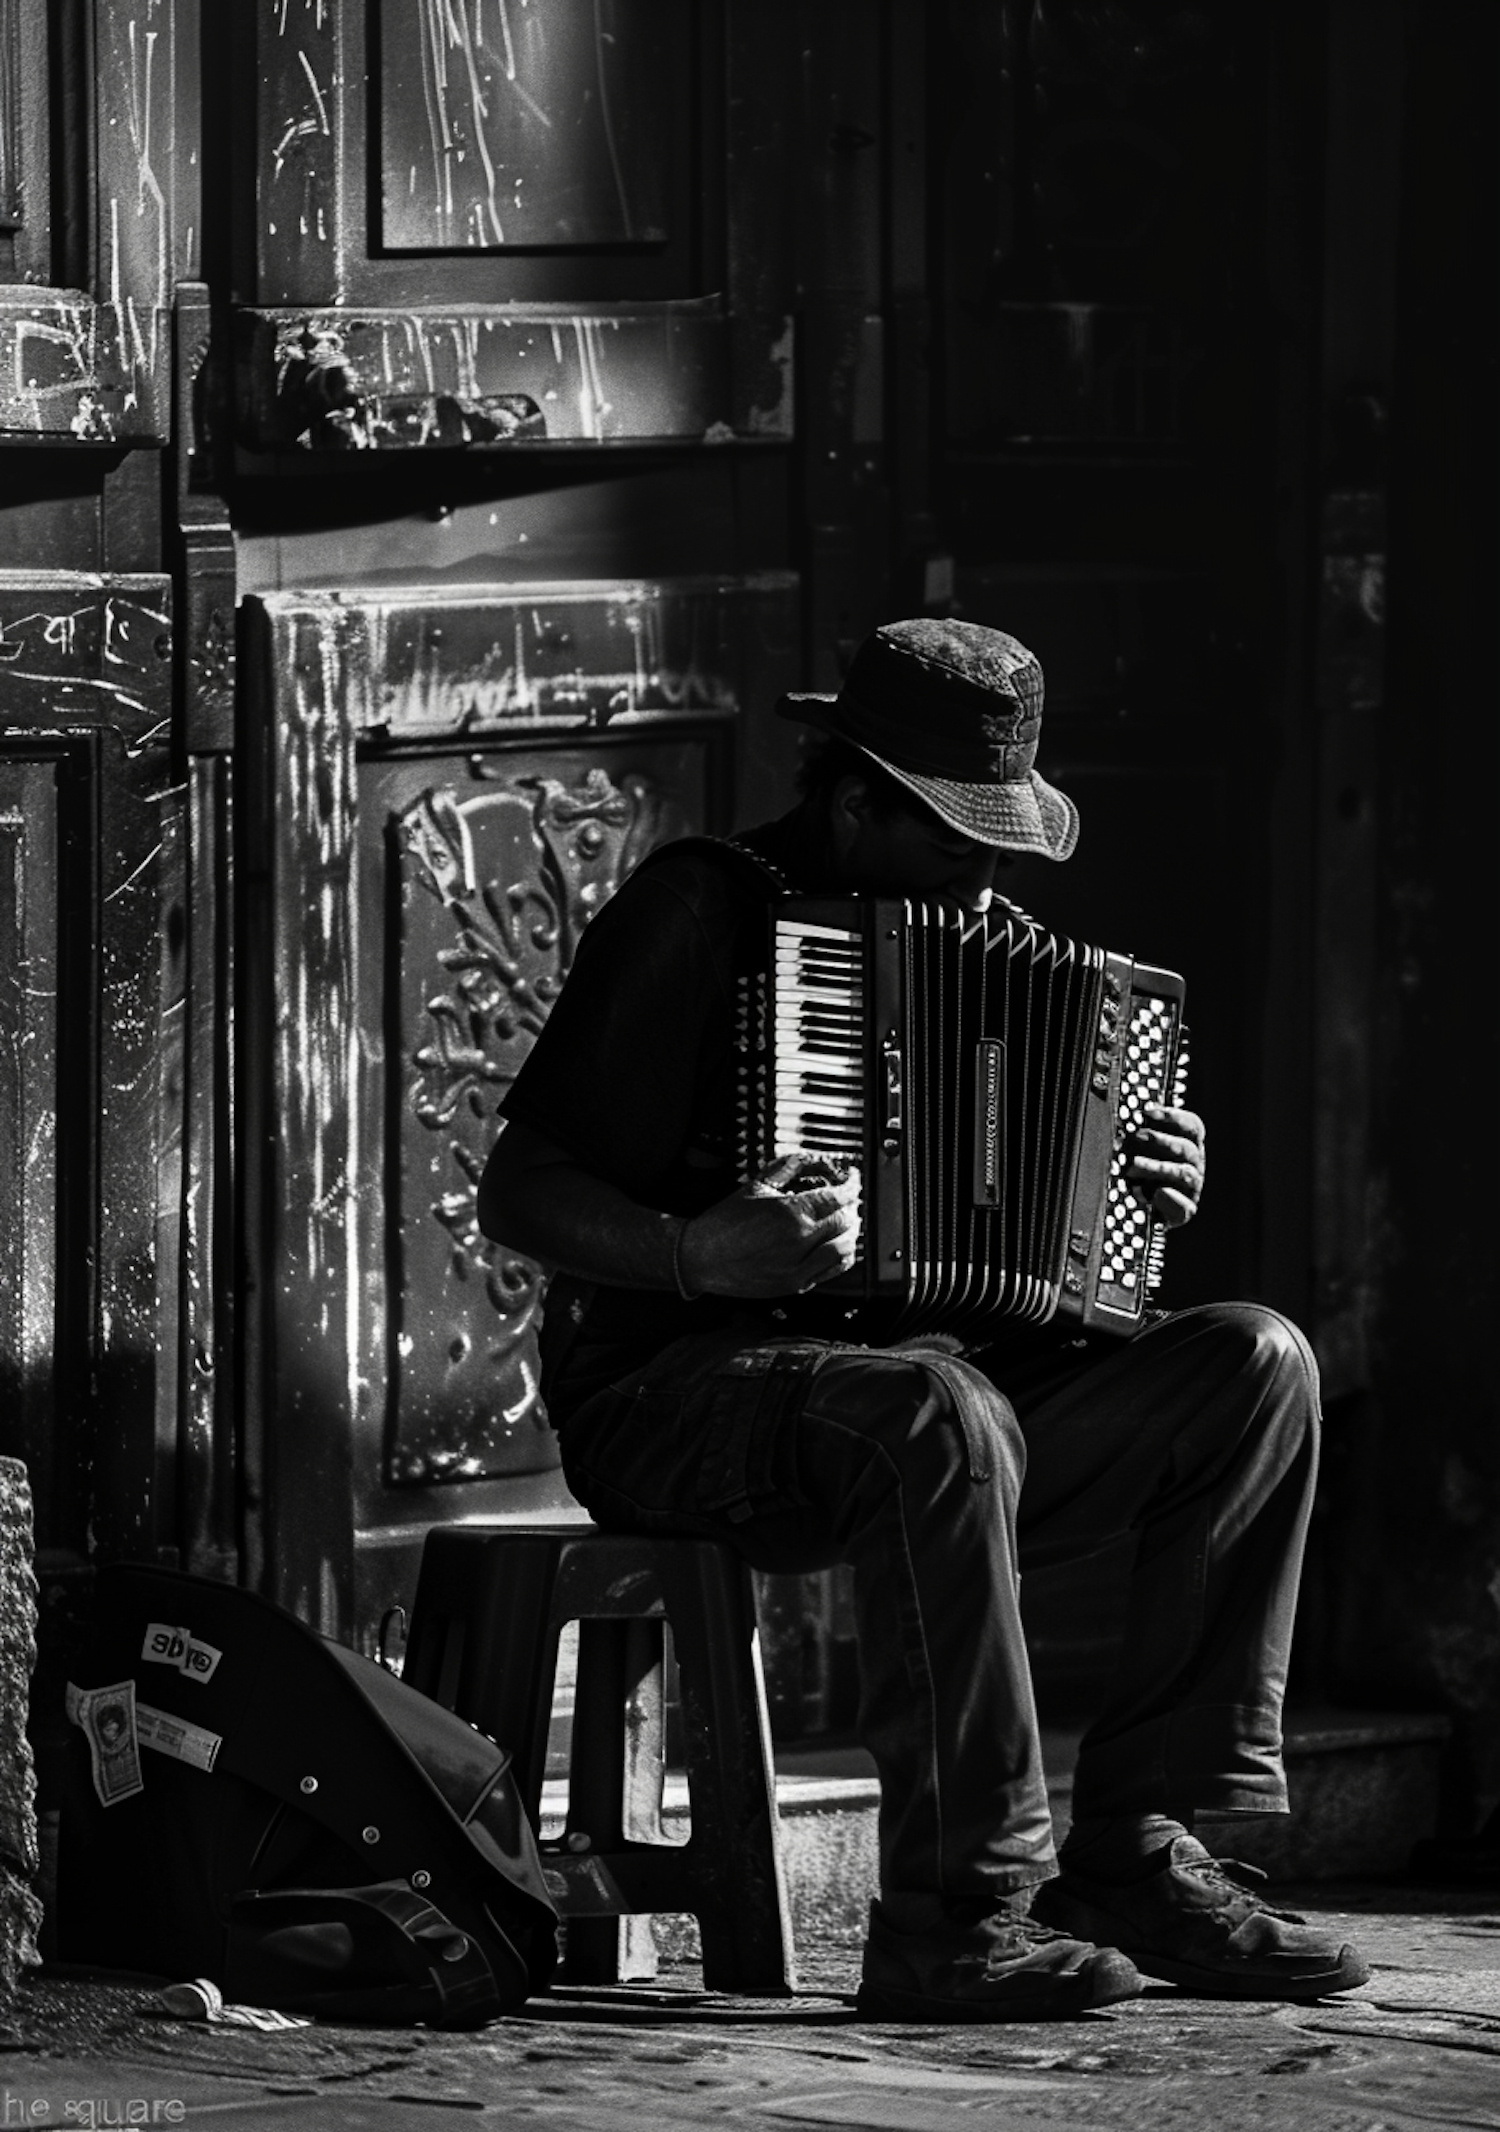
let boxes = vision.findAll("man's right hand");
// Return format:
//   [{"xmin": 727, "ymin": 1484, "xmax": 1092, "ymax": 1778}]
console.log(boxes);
[{"xmin": 678, "ymin": 1157, "xmax": 863, "ymax": 1299}]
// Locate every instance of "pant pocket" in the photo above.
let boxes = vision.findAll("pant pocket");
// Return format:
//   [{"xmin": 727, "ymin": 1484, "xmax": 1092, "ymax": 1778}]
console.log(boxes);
[
  {"xmin": 694, "ymin": 1345, "xmax": 830, "ymax": 1524},
  {"xmin": 928, "ymin": 1356, "xmax": 997, "ymax": 1484}
]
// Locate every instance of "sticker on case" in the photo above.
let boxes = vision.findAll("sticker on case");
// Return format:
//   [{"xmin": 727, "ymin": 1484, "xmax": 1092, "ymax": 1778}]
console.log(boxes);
[
  {"xmin": 66, "ymin": 1680, "xmax": 145, "ymax": 1807},
  {"xmin": 136, "ymin": 1701, "xmax": 223, "ymax": 1773},
  {"xmin": 141, "ymin": 1621, "xmax": 223, "ymax": 1685}
]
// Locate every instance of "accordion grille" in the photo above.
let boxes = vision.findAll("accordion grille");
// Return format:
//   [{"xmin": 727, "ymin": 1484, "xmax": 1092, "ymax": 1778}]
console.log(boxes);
[{"xmin": 901, "ymin": 907, "xmax": 1100, "ymax": 1333}]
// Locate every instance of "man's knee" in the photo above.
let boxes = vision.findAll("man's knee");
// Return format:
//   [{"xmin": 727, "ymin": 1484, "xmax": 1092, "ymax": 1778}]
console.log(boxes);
[
  {"xmin": 1177, "ymin": 1302, "xmax": 1321, "ymax": 1462},
  {"xmin": 1193, "ymin": 1301, "xmax": 1317, "ymax": 1386}
]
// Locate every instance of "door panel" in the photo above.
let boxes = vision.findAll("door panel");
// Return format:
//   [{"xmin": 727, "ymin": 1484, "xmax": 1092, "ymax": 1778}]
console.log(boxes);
[
  {"xmin": 240, "ymin": 578, "xmax": 793, "ymax": 1645},
  {"xmin": 376, "ymin": 0, "xmax": 682, "ymax": 254},
  {"xmin": 0, "ymin": 572, "xmax": 179, "ymax": 1563}
]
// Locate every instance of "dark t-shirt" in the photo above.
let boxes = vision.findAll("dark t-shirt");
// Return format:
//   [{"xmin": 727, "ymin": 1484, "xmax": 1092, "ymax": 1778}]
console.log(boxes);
[{"xmin": 498, "ymin": 805, "xmax": 852, "ymax": 1407}]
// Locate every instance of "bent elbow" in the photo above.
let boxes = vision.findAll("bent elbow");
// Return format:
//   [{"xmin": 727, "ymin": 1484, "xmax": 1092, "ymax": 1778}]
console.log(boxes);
[{"xmin": 476, "ymin": 1120, "xmax": 575, "ymax": 1266}]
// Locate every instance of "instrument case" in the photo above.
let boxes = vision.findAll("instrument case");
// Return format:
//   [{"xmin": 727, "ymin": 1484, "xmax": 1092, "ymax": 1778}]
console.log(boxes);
[{"xmin": 56, "ymin": 1563, "xmax": 557, "ymax": 2025}]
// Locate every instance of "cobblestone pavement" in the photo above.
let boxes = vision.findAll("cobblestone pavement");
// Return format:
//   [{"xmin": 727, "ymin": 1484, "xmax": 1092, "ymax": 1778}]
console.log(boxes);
[{"xmin": 4, "ymin": 1884, "xmax": 1499, "ymax": 2130}]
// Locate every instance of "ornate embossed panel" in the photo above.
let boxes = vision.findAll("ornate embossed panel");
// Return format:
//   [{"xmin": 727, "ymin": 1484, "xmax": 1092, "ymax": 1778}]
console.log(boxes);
[
  {"xmin": 376, "ymin": 748, "xmax": 700, "ymax": 1487},
  {"xmin": 241, "ymin": 578, "xmax": 792, "ymax": 1645}
]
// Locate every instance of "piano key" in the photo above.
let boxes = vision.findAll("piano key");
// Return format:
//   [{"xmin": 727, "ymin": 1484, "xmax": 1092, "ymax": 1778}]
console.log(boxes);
[
  {"xmin": 775, "ymin": 1061, "xmax": 860, "ymax": 1082},
  {"xmin": 773, "ymin": 1028, "xmax": 863, "ymax": 1049},
  {"xmin": 778, "ymin": 920, "xmax": 859, "ymax": 942}
]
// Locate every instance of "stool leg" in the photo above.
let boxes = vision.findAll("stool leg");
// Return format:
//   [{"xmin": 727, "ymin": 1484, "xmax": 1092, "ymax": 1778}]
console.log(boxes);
[
  {"xmin": 660, "ymin": 1549, "xmax": 797, "ymax": 1994},
  {"xmin": 563, "ymin": 1617, "xmax": 665, "ymax": 1985},
  {"xmin": 405, "ymin": 1533, "xmax": 564, "ymax": 1819}
]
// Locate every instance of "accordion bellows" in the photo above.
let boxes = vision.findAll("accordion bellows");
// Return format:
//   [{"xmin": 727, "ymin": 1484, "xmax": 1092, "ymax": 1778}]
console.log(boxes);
[{"xmin": 735, "ymin": 898, "xmax": 1188, "ymax": 1340}]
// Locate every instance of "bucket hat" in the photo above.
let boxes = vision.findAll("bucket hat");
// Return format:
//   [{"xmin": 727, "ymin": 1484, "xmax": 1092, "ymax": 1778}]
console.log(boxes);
[{"xmin": 776, "ymin": 618, "xmax": 1078, "ymax": 860}]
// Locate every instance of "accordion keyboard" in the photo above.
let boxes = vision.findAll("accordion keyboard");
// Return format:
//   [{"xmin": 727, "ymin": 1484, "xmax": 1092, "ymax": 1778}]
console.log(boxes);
[{"xmin": 771, "ymin": 920, "xmax": 864, "ymax": 1164}]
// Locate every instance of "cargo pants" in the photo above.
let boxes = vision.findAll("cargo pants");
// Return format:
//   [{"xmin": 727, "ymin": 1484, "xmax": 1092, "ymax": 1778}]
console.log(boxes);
[{"xmin": 549, "ymin": 1303, "xmax": 1321, "ymax": 1903}]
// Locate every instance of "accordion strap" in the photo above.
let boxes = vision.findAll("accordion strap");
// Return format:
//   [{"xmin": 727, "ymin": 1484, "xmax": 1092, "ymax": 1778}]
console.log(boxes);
[{"xmin": 631, "ymin": 833, "xmax": 802, "ymax": 896}]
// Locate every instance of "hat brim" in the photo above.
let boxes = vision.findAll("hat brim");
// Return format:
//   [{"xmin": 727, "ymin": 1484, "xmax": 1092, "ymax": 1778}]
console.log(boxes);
[{"xmin": 775, "ymin": 692, "xmax": 1079, "ymax": 862}]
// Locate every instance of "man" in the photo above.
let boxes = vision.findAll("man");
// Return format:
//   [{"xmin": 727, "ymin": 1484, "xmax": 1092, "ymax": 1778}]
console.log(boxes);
[{"xmin": 479, "ymin": 618, "xmax": 1369, "ymax": 2021}]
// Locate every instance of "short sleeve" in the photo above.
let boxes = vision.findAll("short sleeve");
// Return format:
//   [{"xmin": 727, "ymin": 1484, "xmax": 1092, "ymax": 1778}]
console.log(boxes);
[{"xmin": 499, "ymin": 866, "xmax": 734, "ymax": 1204}]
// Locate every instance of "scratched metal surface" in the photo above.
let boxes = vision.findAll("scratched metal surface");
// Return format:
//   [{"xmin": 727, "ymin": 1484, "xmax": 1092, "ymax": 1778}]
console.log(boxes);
[
  {"xmin": 242, "ymin": 577, "xmax": 793, "ymax": 1644},
  {"xmin": 377, "ymin": 0, "xmax": 676, "ymax": 252},
  {"xmin": 237, "ymin": 300, "xmax": 760, "ymax": 449},
  {"xmin": 248, "ymin": 0, "xmax": 794, "ymax": 440},
  {"xmin": 0, "ymin": 762, "xmax": 58, "ymax": 1537},
  {"xmin": 0, "ymin": 0, "xmax": 57, "ymax": 290},
  {"xmin": 0, "ymin": 572, "xmax": 178, "ymax": 1564},
  {"xmin": 95, "ymin": 0, "xmax": 196, "ymax": 303},
  {"xmin": 256, "ymin": 0, "xmax": 352, "ymax": 305},
  {"xmin": 0, "ymin": 0, "xmax": 29, "ymax": 236},
  {"xmin": 0, "ymin": 289, "xmax": 170, "ymax": 440},
  {"xmin": 0, "ymin": 0, "xmax": 193, "ymax": 438},
  {"xmin": 255, "ymin": 0, "xmax": 696, "ymax": 306},
  {"xmin": 244, "ymin": 575, "xmax": 796, "ymax": 734},
  {"xmin": 178, "ymin": 757, "xmax": 237, "ymax": 1585}
]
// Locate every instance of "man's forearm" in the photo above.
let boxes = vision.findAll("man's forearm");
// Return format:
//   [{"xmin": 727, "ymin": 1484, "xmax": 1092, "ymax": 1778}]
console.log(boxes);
[
  {"xmin": 479, "ymin": 1123, "xmax": 861, "ymax": 1301},
  {"xmin": 478, "ymin": 1147, "xmax": 685, "ymax": 1292}
]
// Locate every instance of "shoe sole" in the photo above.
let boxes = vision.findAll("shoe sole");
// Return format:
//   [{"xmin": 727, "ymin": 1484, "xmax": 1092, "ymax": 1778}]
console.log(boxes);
[
  {"xmin": 1127, "ymin": 1948, "xmax": 1372, "ymax": 2002},
  {"xmin": 1032, "ymin": 1888, "xmax": 1373, "ymax": 2004},
  {"xmin": 855, "ymin": 1953, "xmax": 1143, "ymax": 2024}
]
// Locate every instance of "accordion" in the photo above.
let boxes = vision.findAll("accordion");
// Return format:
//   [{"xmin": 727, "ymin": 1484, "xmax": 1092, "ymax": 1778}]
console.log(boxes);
[{"xmin": 734, "ymin": 898, "xmax": 1188, "ymax": 1340}]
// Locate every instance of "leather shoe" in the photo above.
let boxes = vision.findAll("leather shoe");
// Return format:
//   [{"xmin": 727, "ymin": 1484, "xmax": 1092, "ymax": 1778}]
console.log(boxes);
[
  {"xmin": 856, "ymin": 1896, "xmax": 1143, "ymax": 2022},
  {"xmin": 1031, "ymin": 1835, "xmax": 1371, "ymax": 2001}
]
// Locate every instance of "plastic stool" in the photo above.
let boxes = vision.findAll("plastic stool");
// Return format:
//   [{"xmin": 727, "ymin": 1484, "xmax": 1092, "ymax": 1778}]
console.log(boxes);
[{"xmin": 403, "ymin": 1521, "xmax": 797, "ymax": 1993}]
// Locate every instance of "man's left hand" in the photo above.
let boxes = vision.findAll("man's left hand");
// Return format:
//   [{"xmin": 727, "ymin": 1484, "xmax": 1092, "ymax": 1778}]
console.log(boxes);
[{"xmin": 1126, "ymin": 1105, "xmax": 1206, "ymax": 1229}]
